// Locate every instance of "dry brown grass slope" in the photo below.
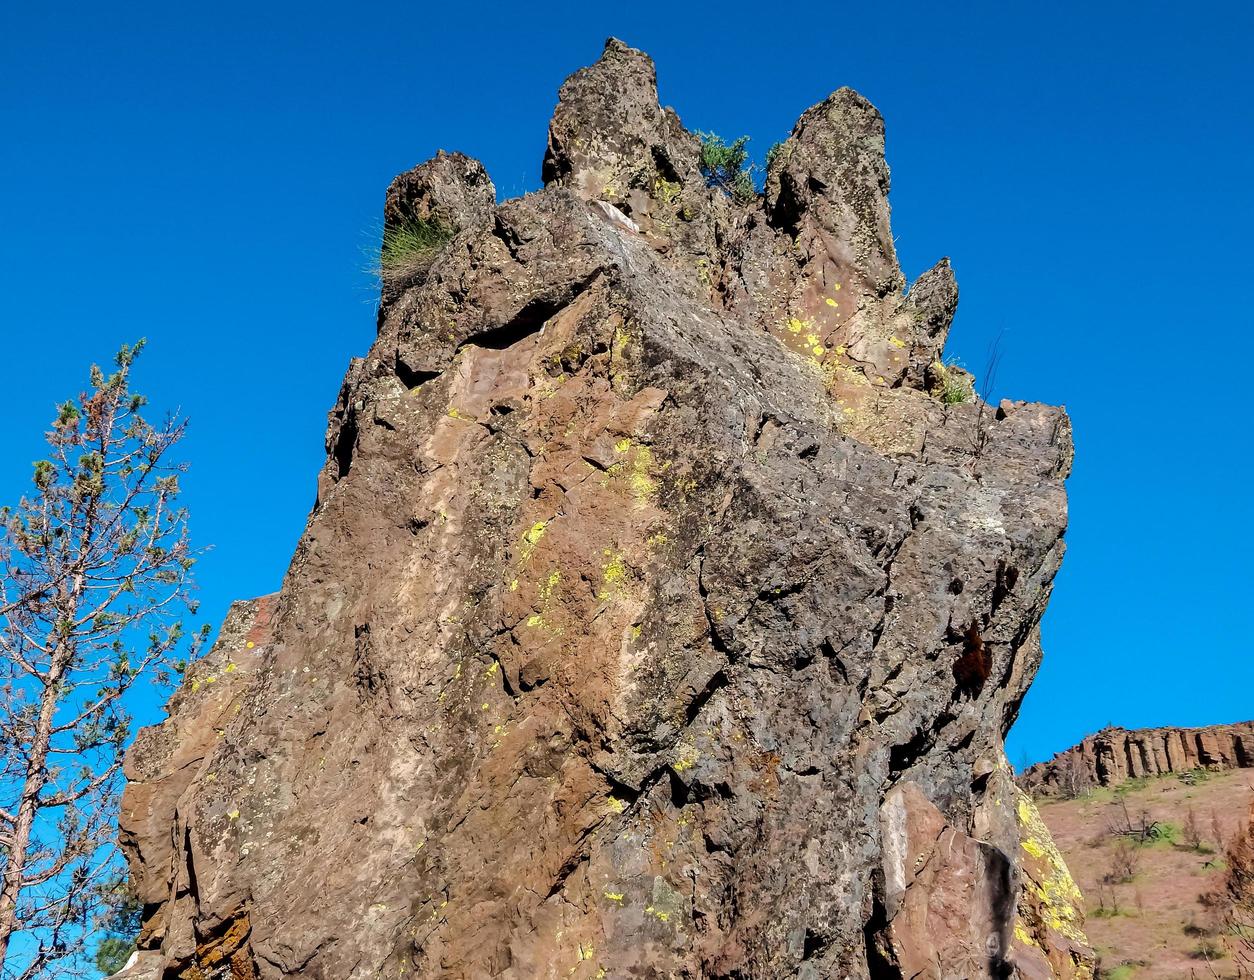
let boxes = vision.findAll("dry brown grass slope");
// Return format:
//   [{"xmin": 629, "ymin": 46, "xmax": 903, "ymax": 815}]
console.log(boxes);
[{"xmin": 1036, "ymin": 768, "xmax": 1254, "ymax": 978}]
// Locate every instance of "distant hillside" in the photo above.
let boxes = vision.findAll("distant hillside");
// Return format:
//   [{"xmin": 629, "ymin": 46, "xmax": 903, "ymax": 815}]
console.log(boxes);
[
  {"xmin": 1033, "ymin": 759, "xmax": 1254, "ymax": 977},
  {"xmin": 1023, "ymin": 723, "xmax": 1254, "ymax": 797}
]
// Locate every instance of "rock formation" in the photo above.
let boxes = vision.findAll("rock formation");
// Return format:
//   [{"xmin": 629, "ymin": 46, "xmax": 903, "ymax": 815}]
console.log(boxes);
[
  {"xmin": 115, "ymin": 39, "xmax": 1090, "ymax": 979},
  {"xmin": 1022, "ymin": 722, "xmax": 1254, "ymax": 797}
]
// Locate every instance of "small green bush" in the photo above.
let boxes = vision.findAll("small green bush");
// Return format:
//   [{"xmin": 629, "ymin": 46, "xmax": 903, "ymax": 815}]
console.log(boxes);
[
  {"xmin": 96, "ymin": 936, "xmax": 135, "ymax": 975},
  {"xmin": 378, "ymin": 218, "xmax": 453, "ymax": 284},
  {"xmin": 697, "ymin": 132, "xmax": 756, "ymax": 204},
  {"xmin": 1190, "ymin": 938, "xmax": 1225, "ymax": 960},
  {"xmin": 765, "ymin": 140, "xmax": 786, "ymax": 171},
  {"xmin": 929, "ymin": 360, "xmax": 974, "ymax": 405}
]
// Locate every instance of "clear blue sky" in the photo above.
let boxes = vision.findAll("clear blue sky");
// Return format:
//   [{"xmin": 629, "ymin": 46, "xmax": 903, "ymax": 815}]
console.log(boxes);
[{"xmin": 2, "ymin": 1, "xmax": 1250, "ymax": 769}]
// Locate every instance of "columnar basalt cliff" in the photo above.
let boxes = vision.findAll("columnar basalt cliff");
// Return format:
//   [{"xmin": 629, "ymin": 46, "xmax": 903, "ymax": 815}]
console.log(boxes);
[
  {"xmin": 1022, "ymin": 722, "xmax": 1254, "ymax": 797},
  {"xmin": 116, "ymin": 40, "xmax": 1090, "ymax": 979}
]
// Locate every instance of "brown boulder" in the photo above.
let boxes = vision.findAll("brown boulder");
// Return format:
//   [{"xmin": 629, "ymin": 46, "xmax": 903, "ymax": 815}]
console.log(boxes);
[{"xmin": 875, "ymin": 782, "xmax": 1016, "ymax": 976}]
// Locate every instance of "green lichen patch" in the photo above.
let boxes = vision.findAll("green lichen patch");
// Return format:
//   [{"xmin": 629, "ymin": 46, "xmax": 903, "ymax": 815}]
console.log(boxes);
[{"xmin": 644, "ymin": 875, "xmax": 687, "ymax": 929}]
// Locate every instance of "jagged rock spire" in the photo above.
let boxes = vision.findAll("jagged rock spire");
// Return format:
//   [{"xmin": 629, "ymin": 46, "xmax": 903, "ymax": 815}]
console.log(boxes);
[
  {"xmin": 765, "ymin": 87, "xmax": 903, "ymax": 298},
  {"xmin": 384, "ymin": 150, "xmax": 495, "ymax": 233},
  {"xmin": 543, "ymin": 38, "xmax": 702, "ymax": 198},
  {"xmin": 538, "ymin": 37, "xmax": 960, "ymax": 395},
  {"xmin": 115, "ymin": 40, "xmax": 1086, "ymax": 980}
]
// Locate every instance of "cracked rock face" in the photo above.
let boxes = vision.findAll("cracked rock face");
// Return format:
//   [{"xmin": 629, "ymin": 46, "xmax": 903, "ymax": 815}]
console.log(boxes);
[{"xmin": 118, "ymin": 38, "xmax": 1091, "ymax": 979}]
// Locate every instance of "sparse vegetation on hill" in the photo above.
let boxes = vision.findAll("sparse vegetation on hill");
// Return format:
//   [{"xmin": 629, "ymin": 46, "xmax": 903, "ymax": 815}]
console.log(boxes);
[{"xmin": 1035, "ymin": 767, "xmax": 1254, "ymax": 978}]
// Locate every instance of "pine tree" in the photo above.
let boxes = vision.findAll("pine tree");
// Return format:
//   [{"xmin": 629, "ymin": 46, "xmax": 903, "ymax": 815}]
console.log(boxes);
[{"xmin": 0, "ymin": 342, "xmax": 207, "ymax": 978}]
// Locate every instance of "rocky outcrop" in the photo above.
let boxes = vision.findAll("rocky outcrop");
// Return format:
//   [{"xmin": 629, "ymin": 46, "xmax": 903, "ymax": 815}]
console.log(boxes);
[
  {"xmin": 118, "ymin": 597, "xmax": 277, "ymax": 979},
  {"xmin": 117, "ymin": 39, "xmax": 1089, "ymax": 979},
  {"xmin": 874, "ymin": 779, "xmax": 1090, "ymax": 979},
  {"xmin": 1022, "ymin": 722, "xmax": 1254, "ymax": 797}
]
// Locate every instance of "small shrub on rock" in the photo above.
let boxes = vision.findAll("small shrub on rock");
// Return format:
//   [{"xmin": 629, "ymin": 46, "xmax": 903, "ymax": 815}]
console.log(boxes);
[
  {"xmin": 378, "ymin": 218, "xmax": 454, "ymax": 285},
  {"xmin": 698, "ymin": 132, "xmax": 756, "ymax": 204},
  {"xmin": 929, "ymin": 359, "xmax": 975, "ymax": 405}
]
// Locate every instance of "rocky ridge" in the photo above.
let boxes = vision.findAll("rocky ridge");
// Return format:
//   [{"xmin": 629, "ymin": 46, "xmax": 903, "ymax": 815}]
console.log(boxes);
[
  {"xmin": 1022, "ymin": 722, "xmax": 1254, "ymax": 797},
  {"xmin": 115, "ymin": 39, "xmax": 1090, "ymax": 979}
]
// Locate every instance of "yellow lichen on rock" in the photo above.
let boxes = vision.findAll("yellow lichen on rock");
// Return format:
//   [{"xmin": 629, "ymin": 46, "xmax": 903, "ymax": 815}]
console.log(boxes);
[
  {"xmin": 1013, "ymin": 786, "xmax": 1093, "ymax": 977},
  {"xmin": 598, "ymin": 549, "xmax": 629, "ymax": 600},
  {"xmin": 520, "ymin": 520, "xmax": 548, "ymax": 560}
]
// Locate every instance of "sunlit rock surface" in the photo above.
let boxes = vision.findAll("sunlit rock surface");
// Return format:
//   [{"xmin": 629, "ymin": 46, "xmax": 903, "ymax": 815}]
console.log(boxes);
[{"xmin": 117, "ymin": 39, "xmax": 1089, "ymax": 979}]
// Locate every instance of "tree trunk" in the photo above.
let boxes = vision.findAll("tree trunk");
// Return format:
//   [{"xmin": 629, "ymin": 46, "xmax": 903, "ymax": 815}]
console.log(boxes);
[{"xmin": 0, "ymin": 625, "xmax": 75, "ymax": 969}]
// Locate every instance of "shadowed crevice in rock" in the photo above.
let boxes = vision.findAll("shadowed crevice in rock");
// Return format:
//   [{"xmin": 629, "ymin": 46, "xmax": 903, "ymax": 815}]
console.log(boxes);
[
  {"xmin": 392, "ymin": 362, "xmax": 440, "ymax": 390},
  {"xmin": 330, "ymin": 411, "xmax": 357, "ymax": 478},
  {"xmin": 458, "ymin": 270, "xmax": 605, "ymax": 352}
]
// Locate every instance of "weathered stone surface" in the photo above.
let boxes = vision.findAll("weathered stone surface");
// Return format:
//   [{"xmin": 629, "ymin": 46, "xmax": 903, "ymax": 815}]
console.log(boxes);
[
  {"xmin": 543, "ymin": 39, "xmax": 697, "ymax": 198},
  {"xmin": 1008, "ymin": 786, "xmax": 1092, "ymax": 977},
  {"xmin": 378, "ymin": 151, "xmax": 496, "ymax": 307},
  {"xmin": 874, "ymin": 781, "xmax": 1017, "ymax": 975},
  {"xmin": 542, "ymin": 38, "xmax": 732, "ymax": 274},
  {"xmin": 118, "ymin": 39, "xmax": 1089, "ymax": 978},
  {"xmin": 384, "ymin": 150, "xmax": 496, "ymax": 235},
  {"xmin": 1022, "ymin": 722, "xmax": 1254, "ymax": 797},
  {"xmin": 118, "ymin": 597, "xmax": 275, "ymax": 977},
  {"xmin": 764, "ymin": 88, "xmax": 902, "ymax": 299}
]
